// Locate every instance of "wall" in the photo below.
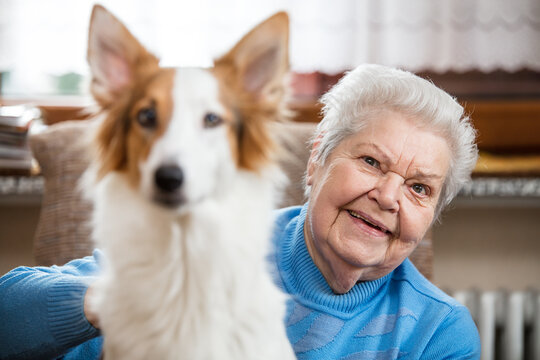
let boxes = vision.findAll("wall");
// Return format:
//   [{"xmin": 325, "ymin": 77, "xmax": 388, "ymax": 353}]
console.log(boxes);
[
  {"xmin": 0, "ymin": 201, "xmax": 40, "ymax": 274},
  {"xmin": 432, "ymin": 199, "xmax": 540, "ymax": 291}
]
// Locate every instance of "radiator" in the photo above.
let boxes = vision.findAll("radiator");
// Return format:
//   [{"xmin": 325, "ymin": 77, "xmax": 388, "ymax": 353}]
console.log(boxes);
[{"xmin": 450, "ymin": 289, "xmax": 540, "ymax": 360}]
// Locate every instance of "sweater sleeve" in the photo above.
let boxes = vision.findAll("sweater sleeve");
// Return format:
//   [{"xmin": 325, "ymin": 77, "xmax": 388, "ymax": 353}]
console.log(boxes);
[
  {"xmin": 0, "ymin": 250, "xmax": 103, "ymax": 360},
  {"xmin": 420, "ymin": 305, "xmax": 481, "ymax": 359}
]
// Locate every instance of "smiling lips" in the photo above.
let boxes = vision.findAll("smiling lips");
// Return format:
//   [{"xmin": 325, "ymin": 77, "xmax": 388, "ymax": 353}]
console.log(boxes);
[{"xmin": 346, "ymin": 209, "xmax": 393, "ymax": 236}]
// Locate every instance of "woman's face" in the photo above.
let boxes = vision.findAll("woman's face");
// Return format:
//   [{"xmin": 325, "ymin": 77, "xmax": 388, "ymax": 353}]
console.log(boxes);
[{"xmin": 305, "ymin": 110, "xmax": 451, "ymax": 293}]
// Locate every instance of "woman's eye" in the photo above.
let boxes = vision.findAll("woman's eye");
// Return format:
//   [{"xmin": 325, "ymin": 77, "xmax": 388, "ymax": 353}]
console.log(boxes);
[
  {"xmin": 203, "ymin": 112, "xmax": 224, "ymax": 128},
  {"xmin": 412, "ymin": 183, "xmax": 429, "ymax": 196},
  {"xmin": 362, "ymin": 156, "xmax": 380, "ymax": 168},
  {"xmin": 136, "ymin": 107, "xmax": 157, "ymax": 129}
]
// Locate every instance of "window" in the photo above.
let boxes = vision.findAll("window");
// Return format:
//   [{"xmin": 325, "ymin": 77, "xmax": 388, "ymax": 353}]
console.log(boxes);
[{"xmin": 1, "ymin": 0, "xmax": 539, "ymax": 98}]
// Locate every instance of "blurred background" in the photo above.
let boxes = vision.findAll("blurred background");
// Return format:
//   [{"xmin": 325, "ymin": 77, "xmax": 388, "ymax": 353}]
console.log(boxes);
[
  {"xmin": 0, "ymin": 1, "xmax": 539, "ymax": 358},
  {"xmin": 1, "ymin": 0, "xmax": 539, "ymax": 96}
]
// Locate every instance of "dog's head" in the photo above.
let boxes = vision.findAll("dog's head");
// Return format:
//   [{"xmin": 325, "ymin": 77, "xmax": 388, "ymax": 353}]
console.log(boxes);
[{"xmin": 87, "ymin": 5, "xmax": 289, "ymax": 210}]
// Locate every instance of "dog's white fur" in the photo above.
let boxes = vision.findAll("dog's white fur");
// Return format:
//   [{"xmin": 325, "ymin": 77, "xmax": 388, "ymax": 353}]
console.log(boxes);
[
  {"xmin": 84, "ymin": 6, "xmax": 294, "ymax": 360},
  {"xmin": 91, "ymin": 169, "xmax": 290, "ymax": 359}
]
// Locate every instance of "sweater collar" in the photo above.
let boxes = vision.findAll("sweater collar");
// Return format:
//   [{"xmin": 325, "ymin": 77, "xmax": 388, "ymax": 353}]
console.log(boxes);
[{"xmin": 277, "ymin": 203, "xmax": 391, "ymax": 318}]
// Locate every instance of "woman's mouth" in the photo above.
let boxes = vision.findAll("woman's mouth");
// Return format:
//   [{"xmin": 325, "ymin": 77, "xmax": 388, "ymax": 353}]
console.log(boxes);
[{"xmin": 347, "ymin": 210, "xmax": 393, "ymax": 236}]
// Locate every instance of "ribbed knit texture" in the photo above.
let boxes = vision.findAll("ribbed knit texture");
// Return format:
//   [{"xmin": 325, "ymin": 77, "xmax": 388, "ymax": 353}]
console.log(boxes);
[
  {"xmin": 48, "ymin": 278, "xmax": 99, "ymax": 349},
  {"xmin": 0, "ymin": 252, "xmax": 101, "ymax": 360}
]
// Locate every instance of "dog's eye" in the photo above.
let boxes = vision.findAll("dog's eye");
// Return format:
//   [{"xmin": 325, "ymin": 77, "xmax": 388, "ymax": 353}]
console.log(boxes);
[
  {"xmin": 203, "ymin": 112, "xmax": 223, "ymax": 128},
  {"xmin": 137, "ymin": 107, "xmax": 158, "ymax": 129}
]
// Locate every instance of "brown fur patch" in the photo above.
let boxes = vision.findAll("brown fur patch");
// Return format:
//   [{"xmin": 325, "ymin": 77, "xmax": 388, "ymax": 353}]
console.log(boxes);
[
  {"xmin": 222, "ymin": 108, "xmax": 241, "ymax": 167},
  {"xmin": 95, "ymin": 68, "xmax": 176, "ymax": 188},
  {"xmin": 87, "ymin": 5, "xmax": 176, "ymax": 188}
]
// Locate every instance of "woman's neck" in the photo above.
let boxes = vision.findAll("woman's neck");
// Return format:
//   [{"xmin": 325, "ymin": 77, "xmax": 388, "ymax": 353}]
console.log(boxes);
[{"xmin": 303, "ymin": 220, "xmax": 365, "ymax": 294}]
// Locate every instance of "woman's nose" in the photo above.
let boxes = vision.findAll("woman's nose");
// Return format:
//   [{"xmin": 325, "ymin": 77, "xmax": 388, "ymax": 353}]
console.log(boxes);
[{"xmin": 368, "ymin": 173, "xmax": 401, "ymax": 212}]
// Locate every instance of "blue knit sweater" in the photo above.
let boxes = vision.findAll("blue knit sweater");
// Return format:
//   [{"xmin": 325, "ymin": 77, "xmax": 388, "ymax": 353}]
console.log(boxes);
[
  {"xmin": 272, "ymin": 205, "xmax": 480, "ymax": 359},
  {"xmin": 0, "ymin": 204, "xmax": 480, "ymax": 359}
]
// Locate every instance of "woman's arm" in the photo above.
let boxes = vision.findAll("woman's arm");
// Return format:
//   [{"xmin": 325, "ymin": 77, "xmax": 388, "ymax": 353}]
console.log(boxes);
[{"xmin": 0, "ymin": 250, "xmax": 102, "ymax": 360}]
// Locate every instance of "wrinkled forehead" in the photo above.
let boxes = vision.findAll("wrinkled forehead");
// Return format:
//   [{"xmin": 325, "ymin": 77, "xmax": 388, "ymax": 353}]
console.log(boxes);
[
  {"xmin": 327, "ymin": 109, "xmax": 452, "ymax": 168},
  {"xmin": 333, "ymin": 108, "xmax": 451, "ymax": 150}
]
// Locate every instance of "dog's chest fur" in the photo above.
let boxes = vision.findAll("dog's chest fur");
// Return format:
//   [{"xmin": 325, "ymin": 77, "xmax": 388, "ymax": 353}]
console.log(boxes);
[{"xmin": 91, "ymin": 171, "xmax": 290, "ymax": 359}]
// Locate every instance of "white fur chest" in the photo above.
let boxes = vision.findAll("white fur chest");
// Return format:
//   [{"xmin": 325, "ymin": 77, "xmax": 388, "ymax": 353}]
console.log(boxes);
[{"xmin": 90, "ymin": 171, "xmax": 293, "ymax": 360}]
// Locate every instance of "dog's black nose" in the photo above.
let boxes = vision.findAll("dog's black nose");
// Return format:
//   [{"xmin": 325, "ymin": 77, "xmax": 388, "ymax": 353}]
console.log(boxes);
[{"xmin": 155, "ymin": 165, "xmax": 184, "ymax": 193}]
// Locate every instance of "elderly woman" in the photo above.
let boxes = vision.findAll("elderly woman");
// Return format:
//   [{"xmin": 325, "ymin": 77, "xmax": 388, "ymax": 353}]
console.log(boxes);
[
  {"xmin": 271, "ymin": 64, "xmax": 480, "ymax": 358},
  {"xmin": 0, "ymin": 64, "xmax": 480, "ymax": 359}
]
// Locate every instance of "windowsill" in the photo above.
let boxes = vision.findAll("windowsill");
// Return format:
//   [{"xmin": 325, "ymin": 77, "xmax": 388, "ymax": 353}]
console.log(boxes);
[
  {"xmin": 0, "ymin": 94, "xmax": 93, "ymax": 107},
  {"xmin": 0, "ymin": 95, "xmax": 94, "ymax": 124}
]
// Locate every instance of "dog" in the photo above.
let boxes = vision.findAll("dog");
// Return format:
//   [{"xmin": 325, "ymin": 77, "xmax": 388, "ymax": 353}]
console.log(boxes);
[{"xmin": 83, "ymin": 5, "xmax": 295, "ymax": 359}]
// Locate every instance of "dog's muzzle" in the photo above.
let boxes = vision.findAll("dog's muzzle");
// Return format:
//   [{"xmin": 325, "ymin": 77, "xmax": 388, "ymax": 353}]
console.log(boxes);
[{"xmin": 153, "ymin": 165, "xmax": 185, "ymax": 207}]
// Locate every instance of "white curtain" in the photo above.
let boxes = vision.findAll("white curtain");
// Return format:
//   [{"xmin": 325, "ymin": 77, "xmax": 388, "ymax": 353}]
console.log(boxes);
[{"xmin": 0, "ymin": 0, "xmax": 539, "ymax": 95}]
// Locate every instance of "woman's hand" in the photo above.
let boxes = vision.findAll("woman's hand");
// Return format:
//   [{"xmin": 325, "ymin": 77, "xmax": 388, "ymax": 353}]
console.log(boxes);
[{"xmin": 84, "ymin": 284, "xmax": 100, "ymax": 329}]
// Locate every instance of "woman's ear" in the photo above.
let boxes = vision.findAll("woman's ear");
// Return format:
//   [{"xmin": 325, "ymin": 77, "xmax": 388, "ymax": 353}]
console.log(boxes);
[{"xmin": 306, "ymin": 133, "xmax": 323, "ymax": 186}]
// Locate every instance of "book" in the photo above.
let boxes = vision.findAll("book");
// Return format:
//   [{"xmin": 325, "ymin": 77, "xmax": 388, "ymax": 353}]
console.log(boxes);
[
  {"xmin": 0, "ymin": 105, "xmax": 42, "ymax": 175},
  {"xmin": 0, "ymin": 105, "xmax": 39, "ymax": 132}
]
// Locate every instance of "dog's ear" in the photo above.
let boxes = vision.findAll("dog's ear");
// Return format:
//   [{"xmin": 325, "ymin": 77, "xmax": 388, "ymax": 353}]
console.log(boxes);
[
  {"xmin": 215, "ymin": 12, "xmax": 289, "ymax": 99},
  {"xmin": 87, "ymin": 5, "xmax": 158, "ymax": 106},
  {"xmin": 213, "ymin": 12, "xmax": 290, "ymax": 172}
]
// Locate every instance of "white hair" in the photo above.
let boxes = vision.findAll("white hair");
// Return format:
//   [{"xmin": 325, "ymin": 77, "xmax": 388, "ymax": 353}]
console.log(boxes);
[{"xmin": 307, "ymin": 64, "xmax": 478, "ymax": 218}]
